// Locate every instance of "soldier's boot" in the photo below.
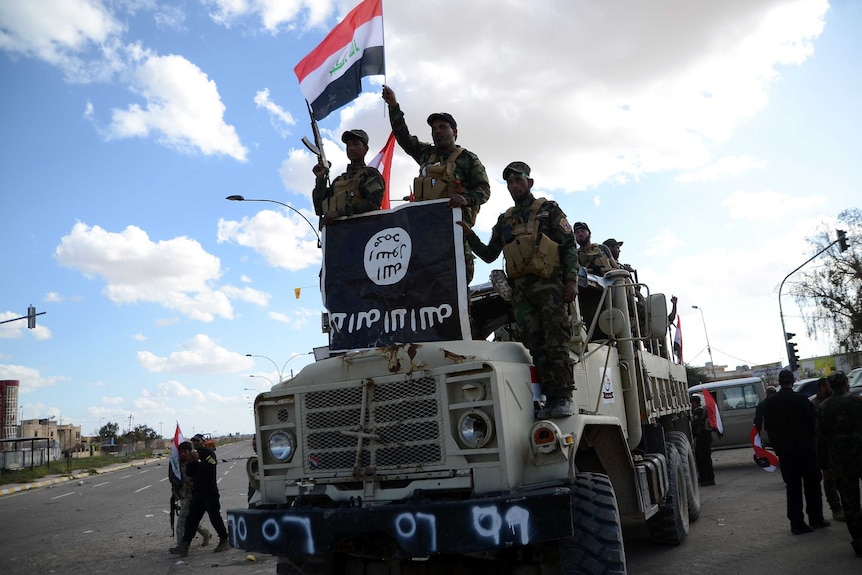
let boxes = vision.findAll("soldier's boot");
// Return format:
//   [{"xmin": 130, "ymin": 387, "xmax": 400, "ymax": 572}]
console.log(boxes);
[
  {"xmin": 200, "ymin": 529, "xmax": 212, "ymax": 546},
  {"xmin": 169, "ymin": 540, "xmax": 191, "ymax": 557},
  {"xmin": 214, "ymin": 537, "xmax": 230, "ymax": 552},
  {"xmin": 832, "ymin": 509, "xmax": 845, "ymax": 522}
]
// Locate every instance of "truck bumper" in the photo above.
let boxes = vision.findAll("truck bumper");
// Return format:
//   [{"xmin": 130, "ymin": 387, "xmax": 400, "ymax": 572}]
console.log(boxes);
[{"xmin": 227, "ymin": 487, "xmax": 575, "ymax": 557}]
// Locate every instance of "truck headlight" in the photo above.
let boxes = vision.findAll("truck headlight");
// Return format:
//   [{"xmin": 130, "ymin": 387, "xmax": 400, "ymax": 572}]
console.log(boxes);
[
  {"xmin": 457, "ymin": 410, "xmax": 494, "ymax": 448},
  {"xmin": 268, "ymin": 431, "xmax": 296, "ymax": 462}
]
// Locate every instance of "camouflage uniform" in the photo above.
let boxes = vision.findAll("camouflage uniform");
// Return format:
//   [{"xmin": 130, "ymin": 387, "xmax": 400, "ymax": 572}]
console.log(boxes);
[
  {"xmin": 577, "ymin": 242, "xmax": 616, "ymax": 276},
  {"xmin": 388, "ymin": 104, "xmax": 490, "ymax": 282},
  {"xmin": 816, "ymin": 380, "xmax": 862, "ymax": 555},
  {"xmin": 465, "ymin": 192, "xmax": 579, "ymax": 403},
  {"xmin": 312, "ymin": 162, "xmax": 384, "ymax": 218}
]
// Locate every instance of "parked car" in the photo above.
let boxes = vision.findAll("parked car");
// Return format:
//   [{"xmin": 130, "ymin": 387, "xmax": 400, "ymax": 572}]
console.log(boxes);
[
  {"xmin": 793, "ymin": 377, "xmax": 821, "ymax": 398},
  {"xmin": 689, "ymin": 377, "xmax": 768, "ymax": 449}
]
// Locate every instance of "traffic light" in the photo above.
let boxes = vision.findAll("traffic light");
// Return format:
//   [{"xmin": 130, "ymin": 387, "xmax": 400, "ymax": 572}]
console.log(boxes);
[
  {"xmin": 27, "ymin": 305, "xmax": 36, "ymax": 329},
  {"xmin": 836, "ymin": 229, "xmax": 848, "ymax": 252},
  {"xmin": 785, "ymin": 332, "xmax": 799, "ymax": 371}
]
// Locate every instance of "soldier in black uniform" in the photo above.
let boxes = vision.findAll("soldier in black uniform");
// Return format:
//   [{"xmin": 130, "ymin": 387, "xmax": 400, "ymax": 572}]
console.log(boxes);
[
  {"xmin": 816, "ymin": 371, "xmax": 862, "ymax": 556},
  {"xmin": 312, "ymin": 129, "xmax": 384, "ymax": 226},
  {"xmin": 169, "ymin": 434, "xmax": 230, "ymax": 556},
  {"xmin": 458, "ymin": 161, "xmax": 579, "ymax": 418},
  {"xmin": 758, "ymin": 369, "xmax": 829, "ymax": 534}
]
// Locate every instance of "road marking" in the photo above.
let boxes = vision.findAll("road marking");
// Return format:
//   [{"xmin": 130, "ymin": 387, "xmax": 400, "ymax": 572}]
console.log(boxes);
[
  {"xmin": 83, "ymin": 530, "xmax": 93, "ymax": 534},
  {"xmin": 145, "ymin": 514, "xmax": 154, "ymax": 517},
  {"xmin": 121, "ymin": 474, "xmax": 132, "ymax": 479},
  {"xmin": 93, "ymin": 481, "xmax": 109, "ymax": 488},
  {"xmin": 159, "ymin": 477, "xmax": 169, "ymax": 482},
  {"xmin": 135, "ymin": 485, "xmax": 152, "ymax": 493},
  {"xmin": 51, "ymin": 492, "xmax": 75, "ymax": 500}
]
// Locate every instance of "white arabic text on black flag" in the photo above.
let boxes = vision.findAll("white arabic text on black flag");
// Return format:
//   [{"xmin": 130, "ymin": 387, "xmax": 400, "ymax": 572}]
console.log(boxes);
[{"xmin": 321, "ymin": 200, "xmax": 470, "ymax": 352}]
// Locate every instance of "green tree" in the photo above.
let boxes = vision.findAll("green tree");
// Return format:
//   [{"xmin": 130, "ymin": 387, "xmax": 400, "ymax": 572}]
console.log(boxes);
[
  {"xmin": 790, "ymin": 208, "xmax": 861, "ymax": 366},
  {"xmin": 99, "ymin": 421, "xmax": 119, "ymax": 440},
  {"xmin": 684, "ymin": 363, "xmax": 706, "ymax": 389}
]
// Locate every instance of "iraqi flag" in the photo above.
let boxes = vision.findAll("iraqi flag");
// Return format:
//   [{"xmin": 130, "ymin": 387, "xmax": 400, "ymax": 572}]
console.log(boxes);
[
  {"xmin": 367, "ymin": 131, "xmax": 395, "ymax": 209},
  {"xmin": 700, "ymin": 385, "xmax": 724, "ymax": 436},
  {"xmin": 673, "ymin": 315, "xmax": 683, "ymax": 363},
  {"xmin": 750, "ymin": 425, "xmax": 779, "ymax": 472},
  {"xmin": 168, "ymin": 422, "xmax": 185, "ymax": 488},
  {"xmin": 294, "ymin": 0, "xmax": 385, "ymax": 120}
]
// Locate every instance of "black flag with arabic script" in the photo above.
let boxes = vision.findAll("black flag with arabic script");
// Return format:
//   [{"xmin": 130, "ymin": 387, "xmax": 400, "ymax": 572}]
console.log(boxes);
[{"xmin": 321, "ymin": 200, "xmax": 470, "ymax": 352}]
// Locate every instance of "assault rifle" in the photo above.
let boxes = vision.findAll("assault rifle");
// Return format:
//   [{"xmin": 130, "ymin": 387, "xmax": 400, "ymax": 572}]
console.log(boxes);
[
  {"xmin": 170, "ymin": 494, "xmax": 180, "ymax": 536},
  {"xmin": 301, "ymin": 101, "xmax": 331, "ymax": 185}
]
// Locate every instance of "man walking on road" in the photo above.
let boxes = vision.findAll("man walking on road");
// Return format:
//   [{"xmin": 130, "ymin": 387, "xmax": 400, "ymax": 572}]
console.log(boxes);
[
  {"xmin": 816, "ymin": 371, "xmax": 862, "ymax": 557},
  {"xmin": 169, "ymin": 434, "xmax": 230, "ymax": 556},
  {"xmin": 757, "ymin": 369, "xmax": 829, "ymax": 534}
]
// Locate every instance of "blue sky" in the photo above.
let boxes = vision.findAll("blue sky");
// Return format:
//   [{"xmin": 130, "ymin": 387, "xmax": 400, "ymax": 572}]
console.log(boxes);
[{"xmin": 1, "ymin": 0, "xmax": 859, "ymax": 436}]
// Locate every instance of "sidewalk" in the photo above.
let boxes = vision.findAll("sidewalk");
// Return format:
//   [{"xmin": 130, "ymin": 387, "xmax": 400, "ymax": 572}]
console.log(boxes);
[{"xmin": 0, "ymin": 457, "xmax": 156, "ymax": 497}]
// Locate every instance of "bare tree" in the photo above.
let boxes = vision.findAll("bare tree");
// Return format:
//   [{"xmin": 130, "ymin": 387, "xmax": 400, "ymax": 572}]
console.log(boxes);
[{"xmin": 790, "ymin": 208, "xmax": 861, "ymax": 365}]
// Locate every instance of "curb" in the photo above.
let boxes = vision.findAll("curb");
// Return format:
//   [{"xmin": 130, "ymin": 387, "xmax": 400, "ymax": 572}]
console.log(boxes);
[
  {"xmin": 0, "ymin": 458, "xmax": 155, "ymax": 497},
  {"xmin": 0, "ymin": 472, "xmax": 90, "ymax": 496}
]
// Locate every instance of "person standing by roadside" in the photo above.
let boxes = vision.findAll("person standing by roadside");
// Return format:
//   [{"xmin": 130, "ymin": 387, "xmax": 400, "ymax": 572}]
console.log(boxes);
[
  {"xmin": 816, "ymin": 371, "xmax": 862, "ymax": 557},
  {"xmin": 172, "ymin": 441, "xmax": 212, "ymax": 548},
  {"xmin": 169, "ymin": 434, "xmax": 230, "ymax": 556},
  {"xmin": 691, "ymin": 395, "xmax": 715, "ymax": 486},
  {"xmin": 758, "ymin": 369, "xmax": 829, "ymax": 534},
  {"xmin": 811, "ymin": 377, "xmax": 845, "ymax": 522}
]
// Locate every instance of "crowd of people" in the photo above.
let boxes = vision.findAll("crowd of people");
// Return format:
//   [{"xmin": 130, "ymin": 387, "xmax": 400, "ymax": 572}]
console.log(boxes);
[{"xmin": 691, "ymin": 369, "xmax": 862, "ymax": 558}]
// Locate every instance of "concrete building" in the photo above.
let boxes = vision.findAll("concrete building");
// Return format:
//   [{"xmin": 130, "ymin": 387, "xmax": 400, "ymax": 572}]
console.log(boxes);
[{"xmin": 1, "ymin": 380, "xmax": 20, "ymax": 449}]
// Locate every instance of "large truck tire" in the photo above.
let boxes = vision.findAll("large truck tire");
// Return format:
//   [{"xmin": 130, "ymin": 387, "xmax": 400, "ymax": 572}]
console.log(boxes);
[
  {"xmin": 559, "ymin": 472, "xmax": 627, "ymax": 575},
  {"xmin": 665, "ymin": 431, "xmax": 701, "ymax": 521},
  {"xmin": 647, "ymin": 443, "xmax": 690, "ymax": 545}
]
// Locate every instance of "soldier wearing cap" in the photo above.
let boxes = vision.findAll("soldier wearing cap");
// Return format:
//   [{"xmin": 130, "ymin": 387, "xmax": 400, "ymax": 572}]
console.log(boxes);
[
  {"xmin": 382, "ymin": 85, "xmax": 490, "ymax": 282},
  {"xmin": 603, "ymin": 237, "xmax": 637, "ymax": 275},
  {"xmin": 312, "ymin": 129, "xmax": 385, "ymax": 226},
  {"xmin": 574, "ymin": 222, "xmax": 618, "ymax": 276},
  {"xmin": 457, "ymin": 161, "xmax": 579, "ymax": 418}
]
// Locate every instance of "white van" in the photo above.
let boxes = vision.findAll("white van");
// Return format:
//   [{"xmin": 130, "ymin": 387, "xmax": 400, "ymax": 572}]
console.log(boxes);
[{"xmin": 688, "ymin": 377, "xmax": 768, "ymax": 449}]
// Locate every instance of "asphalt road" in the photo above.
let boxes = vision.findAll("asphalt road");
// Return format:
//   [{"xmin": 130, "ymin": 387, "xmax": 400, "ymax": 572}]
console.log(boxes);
[
  {"xmin": 0, "ymin": 440, "xmax": 276, "ymax": 575},
  {"xmin": 625, "ymin": 447, "xmax": 860, "ymax": 574},
  {"xmin": 1, "ymin": 441, "xmax": 858, "ymax": 574}
]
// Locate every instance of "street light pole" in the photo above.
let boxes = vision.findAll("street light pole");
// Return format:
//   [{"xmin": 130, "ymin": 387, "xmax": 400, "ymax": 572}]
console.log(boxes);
[
  {"xmin": 692, "ymin": 305, "xmax": 717, "ymax": 380},
  {"xmin": 247, "ymin": 352, "xmax": 313, "ymax": 384},
  {"xmin": 226, "ymin": 195, "xmax": 321, "ymax": 247},
  {"xmin": 248, "ymin": 374, "xmax": 274, "ymax": 387}
]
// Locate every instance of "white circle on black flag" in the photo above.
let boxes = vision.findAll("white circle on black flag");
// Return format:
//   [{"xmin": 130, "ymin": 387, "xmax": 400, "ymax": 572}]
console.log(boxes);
[{"xmin": 364, "ymin": 227, "xmax": 411, "ymax": 285}]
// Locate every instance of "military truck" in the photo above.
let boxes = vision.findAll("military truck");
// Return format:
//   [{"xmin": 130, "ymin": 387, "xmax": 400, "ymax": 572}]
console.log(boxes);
[{"xmin": 227, "ymin": 202, "xmax": 697, "ymax": 574}]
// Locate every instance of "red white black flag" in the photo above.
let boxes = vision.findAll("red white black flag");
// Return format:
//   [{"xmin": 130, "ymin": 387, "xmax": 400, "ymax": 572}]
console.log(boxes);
[
  {"xmin": 294, "ymin": 0, "xmax": 385, "ymax": 120},
  {"xmin": 367, "ymin": 131, "xmax": 395, "ymax": 209}
]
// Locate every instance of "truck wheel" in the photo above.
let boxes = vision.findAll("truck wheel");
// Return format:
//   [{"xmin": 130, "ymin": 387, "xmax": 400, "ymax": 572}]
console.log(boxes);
[
  {"xmin": 559, "ymin": 472, "xmax": 626, "ymax": 575},
  {"xmin": 647, "ymin": 443, "xmax": 690, "ymax": 545},
  {"xmin": 665, "ymin": 431, "xmax": 701, "ymax": 522}
]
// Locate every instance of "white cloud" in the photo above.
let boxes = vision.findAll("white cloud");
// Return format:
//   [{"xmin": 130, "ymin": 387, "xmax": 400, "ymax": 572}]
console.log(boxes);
[
  {"xmin": 0, "ymin": 363, "xmax": 68, "ymax": 392},
  {"xmin": 102, "ymin": 396, "xmax": 124, "ymax": 405},
  {"xmin": 136, "ymin": 333, "xmax": 253, "ymax": 374},
  {"xmin": 676, "ymin": 155, "xmax": 767, "ymax": 183},
  {"xmin": 254, "ymin": 88, "xmax": 296, "ymax": 138},
  {"xmin": 55, "ymin": 222, "xmax": 234, "ymax": 322},
  {"xmin": 222, "ymin": 284, "xmax": 271, "ymax": 306},
  {"xmin": 0, "ymin": 0, "xmax": 124, "ymax": 81},
  {"xmin": 109, "ymin": 54, "xmax": 248, "ymax": 160},
  {"xmin": 0, "ymin": 312, "xmax": 52, "ymax": 341},
  {"xmin": 722, "ymin": 190, "xmax": 826, "ymax": 222},
  {"xmin": 217, "ymin": 210, "xmax": 321, "ymax": 271},
  {"xmin": 133, "ymin": 333, "xmax": 147, "ymax": 341},
  {"xmin": 204, "ymin": 0, "xmax": 335, "ymax": 32},
  {"xmin": 44, "ymin": 292, "xmax": 63, "ymax": 303}
]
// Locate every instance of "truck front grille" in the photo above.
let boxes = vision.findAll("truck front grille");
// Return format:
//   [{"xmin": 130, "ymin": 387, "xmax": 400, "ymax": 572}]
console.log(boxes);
[{"xmin": 301, "ymin": 376, "xmax": 444, "ymax": 473}]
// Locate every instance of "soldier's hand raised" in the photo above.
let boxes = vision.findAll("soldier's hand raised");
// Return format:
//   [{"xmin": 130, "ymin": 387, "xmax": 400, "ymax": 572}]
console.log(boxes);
[{"xmin": 382, "ymin": 85, "xmax": 397, "ymax": 106}]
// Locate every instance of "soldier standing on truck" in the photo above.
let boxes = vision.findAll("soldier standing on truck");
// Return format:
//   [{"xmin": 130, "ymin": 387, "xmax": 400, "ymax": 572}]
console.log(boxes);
[
  {"xmin": 381, "ymin": 85, "xmax": 490, "ymax": 283},
  {"xmin": 312, "ymin": 129, "xmax": 385, "ymax": 226},
  {"xmin": 457, "ymin": 161, "xmax": 579, "ymax": 418}
]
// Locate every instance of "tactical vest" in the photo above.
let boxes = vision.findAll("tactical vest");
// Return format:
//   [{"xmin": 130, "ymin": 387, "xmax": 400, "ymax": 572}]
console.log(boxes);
[
  {"xmin": 501, "ymin": 198, "xmax": 561, "ymax": 279},
  {"xmin": 322, "ymin": 170, "xmax": 364, "ymax": 213},
  {"xmin": 413, "ymin": 148, "xmax": 465, "ymax": 202},
  {"xmin": 578, "ymin": 244, "xmax": 613, "ymax": 276}
]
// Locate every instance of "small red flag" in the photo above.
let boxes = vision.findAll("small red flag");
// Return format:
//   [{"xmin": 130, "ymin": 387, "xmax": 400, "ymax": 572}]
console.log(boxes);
[
  {"xmin": 367, "ymin": 131, "xmax": 395, "ymax": 209},
  {"xmin": 700, "ymin": 385, "xmax": 724, "ymax": 435}
]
